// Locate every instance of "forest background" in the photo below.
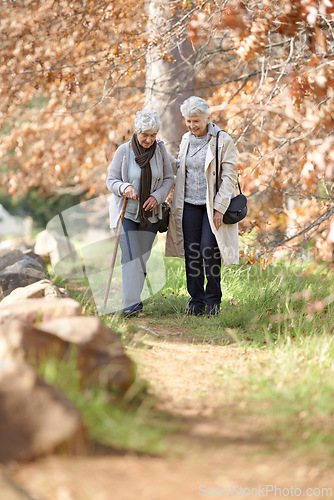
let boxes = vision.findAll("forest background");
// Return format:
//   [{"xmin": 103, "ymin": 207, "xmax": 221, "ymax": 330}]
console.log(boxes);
[{"xmin": 0, "ymin": 0, "xmax": 333, "ymax": 263}]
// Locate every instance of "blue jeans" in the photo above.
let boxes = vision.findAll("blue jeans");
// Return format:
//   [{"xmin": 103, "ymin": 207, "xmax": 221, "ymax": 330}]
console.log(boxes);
[
  {"xmin": 182, "ymin": 203, "xmax": 222, "ymax": 314},
  {"xmin": 119, "ymin": 218, "xmax": 160, "ymax": 309}
]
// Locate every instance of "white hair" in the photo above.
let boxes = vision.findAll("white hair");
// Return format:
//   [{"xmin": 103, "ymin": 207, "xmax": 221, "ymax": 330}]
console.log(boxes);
[
  {"xmin": 180, "ymin": 96, "xmax": 211, "ymax": 119},
  {"xmin": 134, "ymin": 108, "xmax": 161, "ymax": 133}
]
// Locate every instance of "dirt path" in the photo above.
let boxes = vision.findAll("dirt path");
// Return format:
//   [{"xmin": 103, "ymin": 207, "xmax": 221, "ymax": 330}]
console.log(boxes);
[{"xmin": 8, "ymin": 320, "xmax": 334, "ymax": 500}]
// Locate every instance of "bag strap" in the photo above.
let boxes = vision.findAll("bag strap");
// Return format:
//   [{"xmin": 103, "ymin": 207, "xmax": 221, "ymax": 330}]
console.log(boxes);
[
  {"xmin": 215, "ymin": 130, "xmax": 221, "ymax": 195},
  {"xmin": 215, "ymin": 129, "xmax": 242, "ymax": 195}
]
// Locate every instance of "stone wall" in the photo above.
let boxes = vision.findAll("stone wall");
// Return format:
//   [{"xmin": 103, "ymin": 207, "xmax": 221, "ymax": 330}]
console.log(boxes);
[{"xmin": 0, "ymin": 238, "xmax": 134, "ymax": 467}]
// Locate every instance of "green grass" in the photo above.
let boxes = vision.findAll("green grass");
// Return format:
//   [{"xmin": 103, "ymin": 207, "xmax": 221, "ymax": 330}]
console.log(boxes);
[
  {"xmin": 101, "ymin": 256, "xmax": 333, "ymax": 346},
  {"xmin": 214, "ymin": 334, "xmax": 334, "ymax": 458},
  {"xmin": 47, "ymin": 255, "xmax": 334, "ymax": 458},
  {"xmin": 38, "ymin": 353, "xmax": 180, "ymax": 455},
  {"xmin": 52, "ymin": 255, "xmax": 334, "ymax": 346}
]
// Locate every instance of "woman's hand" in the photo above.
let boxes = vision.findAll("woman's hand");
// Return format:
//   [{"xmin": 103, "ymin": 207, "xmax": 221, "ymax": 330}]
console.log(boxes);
[
  {"xmin": 124, "ymin": 185, "xmax": 139, "ymax": 200},
  {"xmin": 213, "ymin": 209, "xmax": 223, "ymax": 230},
  {"xmin": 143, "ymin": 196, "xmax": 158, "ymax": 211}
]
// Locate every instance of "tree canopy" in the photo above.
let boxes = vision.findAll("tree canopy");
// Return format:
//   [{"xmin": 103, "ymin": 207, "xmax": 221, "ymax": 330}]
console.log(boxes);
[{"xmin": 0, "ymin": 0, "xmax": 333, "ymax": 260}]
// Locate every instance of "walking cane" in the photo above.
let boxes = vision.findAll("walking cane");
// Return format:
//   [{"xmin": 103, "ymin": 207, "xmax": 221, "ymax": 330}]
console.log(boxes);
[{"xmin": 103, "ymin": 197, "xmax": 128, "ymax": 310}]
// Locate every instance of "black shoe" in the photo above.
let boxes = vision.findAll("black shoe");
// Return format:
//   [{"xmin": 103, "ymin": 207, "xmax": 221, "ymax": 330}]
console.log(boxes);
[
  {"xmin": 206, "ymin": 304, "xmax": 220, "ymax": 317},
  {"xmin": 122, "ymin": 308, "xmax": 139, "ymax": 318},
  {"xmin": 122, "ymin": 302, "xmax": 143, "ymax": 317},
  {"xmin": 185, "ymin": 306, "xmax": 205, "ymax": 316}
]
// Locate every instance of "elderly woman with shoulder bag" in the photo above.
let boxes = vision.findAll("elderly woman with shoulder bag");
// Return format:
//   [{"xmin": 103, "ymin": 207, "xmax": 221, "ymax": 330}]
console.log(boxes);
[
  {"xmin": 107, "ymin": 109, "xmax": 174, "ymax": 317},
  {"xmin": 166, "ymin": 96, "xmax": 239, "ymax": 317}
]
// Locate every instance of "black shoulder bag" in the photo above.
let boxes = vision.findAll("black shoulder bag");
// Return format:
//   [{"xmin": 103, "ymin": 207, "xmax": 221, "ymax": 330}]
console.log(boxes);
[
  {"xmin": 215, "ymin": 130, "xmax": 247, "ymax": 225},
  {"xmin": 158, "ymin": 201, "xmax": 170, "ymax": 233}
]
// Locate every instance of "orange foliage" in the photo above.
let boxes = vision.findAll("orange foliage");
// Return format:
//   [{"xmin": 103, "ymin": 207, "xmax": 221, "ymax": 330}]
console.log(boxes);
[
  {"xmin": 0, "ymin": 0, "xmax": 333, "ymax": 260},
  {"xmin": 191, "ymin": 0, "xmax": 334, "ymax": 261}
]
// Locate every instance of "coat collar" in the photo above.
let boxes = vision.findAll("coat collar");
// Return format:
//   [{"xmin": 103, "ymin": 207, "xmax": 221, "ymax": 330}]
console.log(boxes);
[
  {"xmin": 205, "ymin": 122, "xmax": 222, "ymax": 168},
  {"xmin": 208, "ymin": 121, "xmax": 221, "ymax": 137},
  {"xmin": 182, "ymin": 121, "xmax": 220, "ymax": 143}
]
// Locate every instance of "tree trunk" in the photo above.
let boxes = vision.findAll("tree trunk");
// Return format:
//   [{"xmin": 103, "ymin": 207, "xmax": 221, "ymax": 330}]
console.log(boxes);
[{"xmin": 145, "ymin": 0, "xmax": 195, "ymax": 154}]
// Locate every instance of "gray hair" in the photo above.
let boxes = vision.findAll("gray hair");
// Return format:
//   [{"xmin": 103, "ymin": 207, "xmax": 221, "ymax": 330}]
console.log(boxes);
[
  {"xmin": 134, "ymin": 108, "xmax": 161, "ymax": 133},
  {"xmin": 180, "ymin": 96, "xmax": 211, "ymax": 119}
]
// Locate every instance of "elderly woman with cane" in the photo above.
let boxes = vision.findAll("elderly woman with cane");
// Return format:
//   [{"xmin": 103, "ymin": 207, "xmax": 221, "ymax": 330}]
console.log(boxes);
[
  {"xmin": 106, "ymin": 109, "xmax": 173, "ymax": 317},
  {"xmin": 166, "ymin": 96, "xmax": 239, "ymax": 317}
]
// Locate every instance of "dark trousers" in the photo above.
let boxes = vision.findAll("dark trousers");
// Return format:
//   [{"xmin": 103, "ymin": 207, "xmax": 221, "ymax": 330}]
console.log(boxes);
[
  {"xmin": 182, "ymin": 203, "xmax": 222, "ymax": 313},
  {"xmin": 119, "ymin": 218, "xmax": 160, "ymax": 309}
]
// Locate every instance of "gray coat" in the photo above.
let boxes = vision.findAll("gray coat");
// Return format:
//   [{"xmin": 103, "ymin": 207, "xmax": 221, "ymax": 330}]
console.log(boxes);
[
  {"xmin": 165, "ymin": 122, "xmax": 239, "ymax": 266},
  {"xmin": 106, "ymin": 141, "xmax": 174, "ymax": 229}
]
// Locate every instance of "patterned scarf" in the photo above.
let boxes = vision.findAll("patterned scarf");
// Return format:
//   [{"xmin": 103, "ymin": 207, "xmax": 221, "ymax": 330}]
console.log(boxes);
[{"xmin": 131, "ymin": 133, "xmax": 156, "ymax": 228}]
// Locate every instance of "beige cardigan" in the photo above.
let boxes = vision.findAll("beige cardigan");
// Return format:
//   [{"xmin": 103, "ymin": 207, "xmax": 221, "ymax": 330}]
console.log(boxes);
[{"xmin": 165, "ymin": 122, "xmax": 239, "ymax": 266}]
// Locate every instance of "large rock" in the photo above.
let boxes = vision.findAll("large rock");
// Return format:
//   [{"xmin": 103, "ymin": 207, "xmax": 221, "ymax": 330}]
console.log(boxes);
[
  {"xmin": 1, "ymin": 279, "xmax": 70, "ymax": 306},
  {"xmin": 34, "ymin": 229, "xmax": 83, "ymax": 278},
  {"xmin": 0, "ymin": 272, "xmax": 47, "ymax": 301},
  {"xmin": 0, "ymin": 470, "xmax": 36, "ymax": 499},
  {"xmin": 0, "ymin": 359, "xmax": 83, "ymax": 463},
  {"xmin": 0, "ymin": 318, "xmax": 134, "ymax": 390},
  {"xmin": 0, "ymin": 320, "xmax": 79, "ymax": 363},
  {"xmin": 41, "ymin": 316, "xmax": 135, "ymax": 389},
  {"xmin": 1, "ymin": 260, "xmax": 44, "ymax": 274},
  {"xmin": 23, "ymin": 249, "xmax": 46, "ymax": 269},
  {"xmin": 34, "ymin": 229, "xmax": 76, "ymax": 262},
  {"xmin": 0, "ymin": 249, "xmax": 25, "ymax": 271},
  {"xmin": 0, "ymin": 249, "xmax": 43, "ymax": 272},
  {"xmin": 0, "ymin": 297, "xmax": 82, "ymax": 324},
  {"xmin": 0, "ymin": 321, "xmax": 25, "ymax": 360}
]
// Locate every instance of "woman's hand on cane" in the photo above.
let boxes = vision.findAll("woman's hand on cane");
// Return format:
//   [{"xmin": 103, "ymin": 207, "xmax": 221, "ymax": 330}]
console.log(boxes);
[{"xmin": 124, "ymin": 185, "xmax": 139, "ymax": 200}]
